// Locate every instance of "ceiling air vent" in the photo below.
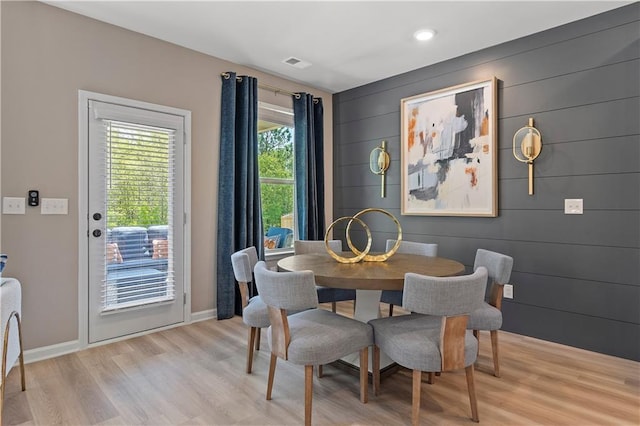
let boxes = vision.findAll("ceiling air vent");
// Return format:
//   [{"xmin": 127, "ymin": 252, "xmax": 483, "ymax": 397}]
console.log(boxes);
[{"xmin": 282, "ymin": 56, "xmax": 312, "ymax": 69}]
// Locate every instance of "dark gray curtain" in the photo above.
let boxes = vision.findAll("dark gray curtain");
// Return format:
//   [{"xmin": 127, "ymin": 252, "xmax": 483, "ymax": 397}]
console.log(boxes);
[
  {"xmin": 216, "ymin": 72, "xmax": 263, "ymax": 319},
  {"xmin": 293, "ymin": 94, "xmax": 325, "ymax": 240}
]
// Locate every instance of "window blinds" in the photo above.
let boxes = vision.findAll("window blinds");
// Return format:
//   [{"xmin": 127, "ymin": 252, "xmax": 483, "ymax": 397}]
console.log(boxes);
[{"xmin": 101, "ymin": 120, "xmax": 176, "ymax": 311}]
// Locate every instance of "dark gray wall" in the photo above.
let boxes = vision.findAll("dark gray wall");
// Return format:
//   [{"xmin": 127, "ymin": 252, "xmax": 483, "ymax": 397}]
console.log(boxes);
[{"xmin": 332, "ymin": 4, "xmax": 639, "ymax": 360}]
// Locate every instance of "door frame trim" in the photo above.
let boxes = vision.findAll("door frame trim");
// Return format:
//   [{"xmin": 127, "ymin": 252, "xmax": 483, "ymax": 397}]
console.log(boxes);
[{"xmin": 77, "ymin": 90, "xmax": 192, "ymax": 349}]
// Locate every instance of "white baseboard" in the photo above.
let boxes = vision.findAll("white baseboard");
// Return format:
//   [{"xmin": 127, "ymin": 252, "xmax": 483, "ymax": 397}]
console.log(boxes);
[
  {"xmin": 191, "ymin": 308, "xmax": 216, "ymax": 322},
  {"xmin": 24, "ymin": 340, "xmax": 81, "ymax": 364},
  {"xmin": 21, "ymin": 310, "xmax": 217, "ymax": 364}
]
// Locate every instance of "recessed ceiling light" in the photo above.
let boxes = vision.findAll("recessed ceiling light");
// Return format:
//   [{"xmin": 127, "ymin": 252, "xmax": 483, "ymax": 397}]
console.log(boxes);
[{"xmin": 414, "ymin": 29, "xmax": 436, "ymax": 41}]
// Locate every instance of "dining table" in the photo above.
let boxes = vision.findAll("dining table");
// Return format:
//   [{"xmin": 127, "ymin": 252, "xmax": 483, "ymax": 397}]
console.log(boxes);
[{"xmin": 277, "ymin": 252, "xmax": 466, "ymax": 372}]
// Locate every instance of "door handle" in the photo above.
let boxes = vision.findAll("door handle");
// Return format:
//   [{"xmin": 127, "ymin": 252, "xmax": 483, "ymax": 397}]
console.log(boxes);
[{"xmin": 92, "ymin": 229, "xmax": 102, "ymax": 238}]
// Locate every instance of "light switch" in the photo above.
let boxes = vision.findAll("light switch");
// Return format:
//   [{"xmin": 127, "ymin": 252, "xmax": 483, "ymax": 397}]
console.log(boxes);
[
  {"xmin": 41, "ymin": 198, "xmax": 68, "ymax": 215},
  {"xmin": 564, "ymin": 199, "xmax": 583, "ymax": 215},
  {"xmin": 3, "ymin": 197, "xmax": 26, "ymax": 214}
]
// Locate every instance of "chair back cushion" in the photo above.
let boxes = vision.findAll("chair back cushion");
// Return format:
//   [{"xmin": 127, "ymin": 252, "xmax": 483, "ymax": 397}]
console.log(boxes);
[
  {"xmin": 147, "ymin": 225, "xmax": 168, "ymax": 242},
  {"xmin": 403, "ymin": 267, "xmax": 487, "ymax": 316},
  {"xmin": 294, "ymin": 239, "xmax": 341, "ymax": 254},
  {"xmin": 231, "ymin": 246, "xmax": 258, "ymax": 283},
  {"xmin": 254, "ymin": 261, "xmax": 318, "ymax": 310},
  {"xmin": 110, "ymin": 226, "xmax": 149, "ymax": 261},
  {"xmin": 474, "ymin": 249, "xmax": 513, "ymax": 286},
  {"xmin": 386, "ymin": 239, "xmax": 437, "ymax": 256}
]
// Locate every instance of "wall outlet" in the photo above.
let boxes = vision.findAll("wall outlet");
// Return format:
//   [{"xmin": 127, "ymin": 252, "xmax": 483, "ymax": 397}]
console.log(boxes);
[
  {"xmin": 503, "ymin": 284, "xmax": 514, "ymax": 299},
  {"xmin": 41, "ymin": 198, "xmax": 68, "ymax": 215},
  {"xmin": 564, "ymin": 198, "xmax": 583, "ymax": 214},
  {"xmin": 2, "ymin": 197, "xmax": 26, "ymax": 214}
]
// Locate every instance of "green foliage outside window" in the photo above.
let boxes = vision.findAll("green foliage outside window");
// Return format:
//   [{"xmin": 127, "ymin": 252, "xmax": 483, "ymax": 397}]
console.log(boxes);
[
  {"xmin": 106, "ymin": 124, "xmax": 170, "ymax": 228},
  {"xmin": 258, "ymin": 126, "xmax": 294, "ymax": 232}
]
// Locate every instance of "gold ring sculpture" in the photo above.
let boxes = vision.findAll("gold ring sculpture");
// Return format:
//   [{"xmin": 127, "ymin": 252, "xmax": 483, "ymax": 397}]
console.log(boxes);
[{"xmin": 324, "ymin": 208, "xmax": 402, "ymax": 263}]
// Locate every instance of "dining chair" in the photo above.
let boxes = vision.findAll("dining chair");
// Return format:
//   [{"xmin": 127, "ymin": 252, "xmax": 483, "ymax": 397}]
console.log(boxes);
[
  {"xmin": 467, "ymin": 249, "xmax": 514, "ymax": 377},
  {"xmin": 370, "ymin": 267, "xmax": 488, "ymax": 425},
  {"xmin": 230, "ymin": 246, "xmax": 270, "ymax": 374},
  {"xmin": 253, "ymin": 261, "xmax": 373, "ymax": 426},
  {"xmin": 1, "ymin": 278, "xmax": 26, "ymax": 426},
  {"xmin": 294, "ymin": 240, "xmax": 356, "ymax": 313},
  {"xmin": 380, "ymin": 239, "xmax": 438, "ymax": 316}
]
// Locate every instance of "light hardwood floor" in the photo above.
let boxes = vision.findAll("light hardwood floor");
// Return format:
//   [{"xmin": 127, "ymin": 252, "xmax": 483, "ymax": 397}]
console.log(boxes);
[{"xmin": 2, "ymin": 302, "xmax": 639, "ymax": 425}]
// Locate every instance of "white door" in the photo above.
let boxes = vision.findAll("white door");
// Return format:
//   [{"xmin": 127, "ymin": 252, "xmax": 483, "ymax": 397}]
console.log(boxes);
[{"xmin": 85, "ymin": 98, "xmax": 187, "ymax": 343}]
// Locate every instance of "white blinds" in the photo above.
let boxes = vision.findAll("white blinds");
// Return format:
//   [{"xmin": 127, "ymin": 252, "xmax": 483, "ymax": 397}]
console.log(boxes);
[{"xmin": 101, "ymin": 120, "xmax": 176, "ymax": 311}]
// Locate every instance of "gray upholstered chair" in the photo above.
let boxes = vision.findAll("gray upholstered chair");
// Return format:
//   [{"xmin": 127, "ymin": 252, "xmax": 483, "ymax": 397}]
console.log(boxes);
[
  {"xmin": 230, "ymin": 246, "xmax": 269, "ymax": 374},
  {"xmin": 294, "ymin": 239, "xmax": 356, "ymax": 313},
  {"xmin": 468, "ymin": 249, "xmax": 514, "ymax": 377},
  {"xmin": 380, "ymin": 239, "xmax": 438, "ymax": 316},
  {"xmin": 370, "ymin": 267, "xmax": 488, "ymax": 425},
  {"xmin": 254, "ymin": 261, "xmax": 373, "ymax": 426}
]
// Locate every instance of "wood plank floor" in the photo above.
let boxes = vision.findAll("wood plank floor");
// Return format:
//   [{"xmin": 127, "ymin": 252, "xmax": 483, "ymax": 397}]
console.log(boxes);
[{"xmin": 2, "ymin": 302, "xmax": 639, "ymax": 425}]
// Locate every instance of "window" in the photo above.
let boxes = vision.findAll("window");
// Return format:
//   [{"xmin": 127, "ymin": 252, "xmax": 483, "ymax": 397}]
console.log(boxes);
[{"xmin": 258, "ymin": 102, "xmax": 295, "ymax": 252}]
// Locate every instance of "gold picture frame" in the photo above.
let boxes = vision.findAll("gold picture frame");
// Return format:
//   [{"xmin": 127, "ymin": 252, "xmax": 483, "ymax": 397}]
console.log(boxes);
[{"xmin": 400, "ymin": 78, "xmax": 498, "ymax": 217}]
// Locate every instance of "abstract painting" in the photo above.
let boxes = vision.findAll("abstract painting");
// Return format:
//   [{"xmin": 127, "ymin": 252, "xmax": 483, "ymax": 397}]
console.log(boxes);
[{"xmin": 400, "ymin": 78, "xmax": 497, "ymax": 217}]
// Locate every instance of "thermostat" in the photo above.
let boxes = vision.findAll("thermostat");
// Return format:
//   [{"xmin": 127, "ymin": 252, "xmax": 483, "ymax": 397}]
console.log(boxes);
[{"xmin": 28, "ymin": 190, "xmax": 39, "ymax": 207}]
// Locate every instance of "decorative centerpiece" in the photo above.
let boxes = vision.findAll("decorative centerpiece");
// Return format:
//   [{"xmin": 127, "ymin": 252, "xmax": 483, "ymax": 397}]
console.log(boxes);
[{"xmin": 324, "ymin": 208, "xmax": 402, "ymax": 263}]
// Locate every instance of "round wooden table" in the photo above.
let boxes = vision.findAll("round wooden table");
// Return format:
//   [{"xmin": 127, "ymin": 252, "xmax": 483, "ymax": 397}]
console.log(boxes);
[
  {"xmin": 278, "ymin": 252, "xmax": 465, "ymax": 291},
  {"xmin": 278, "ymin": 252, "xmax": 466, "ymax": 372}
]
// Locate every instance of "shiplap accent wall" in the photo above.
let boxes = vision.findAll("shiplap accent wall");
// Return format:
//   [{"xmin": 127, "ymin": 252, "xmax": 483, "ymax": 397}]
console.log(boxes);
[{"xmin": 332, "ymin": 4, "xmax": 639, "ymax": 360}]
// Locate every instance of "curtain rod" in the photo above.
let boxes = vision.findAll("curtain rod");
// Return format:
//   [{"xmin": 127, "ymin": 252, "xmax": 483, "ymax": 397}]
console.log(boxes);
[{"xmin": 221, "ymin": 72, "xmax": 319, "ymax": 101}]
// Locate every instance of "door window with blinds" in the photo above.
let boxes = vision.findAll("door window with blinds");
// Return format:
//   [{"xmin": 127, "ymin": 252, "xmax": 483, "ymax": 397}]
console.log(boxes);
[
  {"xmin": 84, "ymin": 95, "xmax": 187, "ymax": 344},
  {"xmin": 102, "ymin": 120, "xmax": 175, "ymax": 310}
]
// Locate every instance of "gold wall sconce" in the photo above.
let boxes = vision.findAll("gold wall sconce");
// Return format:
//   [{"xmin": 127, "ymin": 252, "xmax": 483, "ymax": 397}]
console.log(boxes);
[
  {"xmin": 513, "ymin": 118, "xmax": 542, "ymax": 195},
  {"xmin": 370, "ymin": 140, "xmax": 390, "ymax": 197}
]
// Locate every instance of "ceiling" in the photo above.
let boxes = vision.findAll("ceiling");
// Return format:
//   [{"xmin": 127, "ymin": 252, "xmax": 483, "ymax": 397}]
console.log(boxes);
[{"xmin": 44, "ymin": 1, "xmax": 632, "ymax": 93}]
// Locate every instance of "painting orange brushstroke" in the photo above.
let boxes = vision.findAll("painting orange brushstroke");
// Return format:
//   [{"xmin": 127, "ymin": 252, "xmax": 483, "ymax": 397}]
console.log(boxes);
[
  {"xmin": 408, "ymin": 108, "xmax": 419, "ymax": 150},
  {"xmin": 465, "ymin": 166, "xmax": 478, "ymax": 187},
  {"xmin": 480, "ymin": 111, "xmax": 489, "ymax": 136}
]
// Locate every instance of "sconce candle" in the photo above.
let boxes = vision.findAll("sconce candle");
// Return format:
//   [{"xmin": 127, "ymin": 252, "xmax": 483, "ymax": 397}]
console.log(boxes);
[{"xmin": 513, "ymin": 118, "xmax": 542, "ymax": 195}]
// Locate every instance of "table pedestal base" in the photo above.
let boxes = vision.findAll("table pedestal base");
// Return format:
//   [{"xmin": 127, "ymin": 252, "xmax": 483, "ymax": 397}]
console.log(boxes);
[{"xmin": 340, "ymin": 289, "xmax": 396, "ymax": 373}]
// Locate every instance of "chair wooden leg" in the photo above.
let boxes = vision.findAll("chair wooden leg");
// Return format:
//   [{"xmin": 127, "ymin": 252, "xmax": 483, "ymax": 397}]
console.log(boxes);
[
  {"xmin": 16, "ymin": 313, "xmax": 25, "ymax": 392},
  {"xmin": 465, "ymin": 365, "xmax": 479, "ymax": 422},
  {"xmin": 412, "ymin": 369, "xmax": 422, "ymax": 426},
  {"xmin": 255, "ymin": 327, "xmax": 261, "ymax": 351},
  {"xmin": 266, "ymin": 353, "xmax": 278, "ymax": 400},
  {"xmin": 305, "ymin": 365, "xmax": 313, "ymax": 426},
  {"xmin": 0, "ymin": 381, "xmax": 4, "ymax": 426},
  {"xmin": 1, "ymin": 311, "xmax": 26, "ymax": 426},
  {"xmin": 331, "ymin": 302, "xmax": 337, "ymax": 313},
  {"xmin": 1, "ymin": 322, "xmax": 8, "ymax": 426},
  {"xmin": 427, "ymin": 372, "xmax": 435, "ymax": 384},
  {"xmin": 372, "ymin": 346, "xmax": 380, "ymax": 396},
  {"xmin": 388, "ymin": 304, "xmax": 394, "ymax": 317},
  {"xmin": 473, "ymin": 329, "xmax": 480, "ymax": 357},
  {"xmin": 316, "ymin": 365, "xmax": 323, "ymax": 378},
  {"xmin": 490, "ymin": 330, "xmax": 500, "ymax": 377},
  {"xmin": 246, "ymin": 326, "xmax": 257, "ymax": 374},
  {"xmin": 359, "ymin": 348, "xmax": 368, "ymax": 403}
]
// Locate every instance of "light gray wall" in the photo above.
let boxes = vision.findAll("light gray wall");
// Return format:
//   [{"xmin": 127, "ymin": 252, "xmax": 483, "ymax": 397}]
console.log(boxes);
[
  {"xmin": 0, "ymin": 1, "xmax": 332, "ymax": 351},
  {"xmin": 333, "ymin": 4, "xmax": 639, "ymax": 360}
]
